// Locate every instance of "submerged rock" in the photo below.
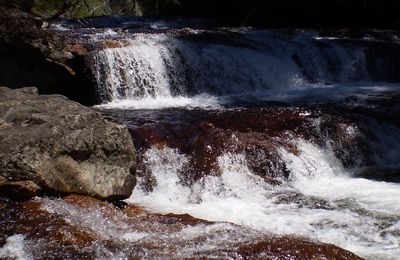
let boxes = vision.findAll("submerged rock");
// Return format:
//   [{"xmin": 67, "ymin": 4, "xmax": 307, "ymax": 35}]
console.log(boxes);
[
  {"xmin": 0, "ymin": 194, "xmax": 362, "ymax": 259},
  {"xmin": 0, "ymin": 87, "xmax": 136, "ymax": 200}
]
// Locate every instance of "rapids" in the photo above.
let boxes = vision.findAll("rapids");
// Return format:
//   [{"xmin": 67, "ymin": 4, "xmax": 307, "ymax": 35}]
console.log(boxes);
[
  {"xmin": 105, "ymin": 102, "xmax": 400, "ymax": 260},
  {"xmin": 3, "ymin": 18, "xmax": 399, "ymax": 259}
]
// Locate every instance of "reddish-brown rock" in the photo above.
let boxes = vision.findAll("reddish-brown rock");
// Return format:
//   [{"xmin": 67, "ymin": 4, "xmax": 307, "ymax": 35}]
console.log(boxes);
[{"xmin": 0, "ymin": 195, "xmax": 363, "ymax": 259}]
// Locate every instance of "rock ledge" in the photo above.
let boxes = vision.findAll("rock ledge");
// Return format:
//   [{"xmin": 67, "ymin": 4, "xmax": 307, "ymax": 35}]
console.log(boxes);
[{"xmin": 0, "ymin": 87, "xmax": 136, "ymax": 200}]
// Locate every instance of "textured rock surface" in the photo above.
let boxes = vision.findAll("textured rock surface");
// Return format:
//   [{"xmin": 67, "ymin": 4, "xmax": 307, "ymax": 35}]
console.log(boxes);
[
  {"xmin": 0, "ymin": 87, "xmax": 136, "ymax": 200},
  {"xmin": 1, "ymin": 0, "xmax": 144, "ymax": 19},
  {"xmin": 0, "ymin": 5, "xmax": 97, "ymax": 105}
]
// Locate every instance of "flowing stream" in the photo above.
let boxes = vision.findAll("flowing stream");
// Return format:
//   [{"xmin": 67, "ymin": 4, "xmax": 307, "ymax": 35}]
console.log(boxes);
[
  {"xmin": 91, "ymin": 25, "xmax": 400, "ymax": 259},
  {"xmin": 5, "ymin": 19, "xmax": 400, "ymax": 259}
]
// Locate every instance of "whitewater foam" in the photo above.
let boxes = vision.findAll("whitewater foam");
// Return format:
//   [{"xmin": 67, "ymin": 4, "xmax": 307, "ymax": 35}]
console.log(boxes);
[
  {"xmin": 127, "ymin": 141, "xmax": 400, "ymax": 259},
  {"xmin": 0, "ymin": 234, "xmax": 31, "ymax": 260},
  {"xmin": 94, "ymin": 93, "xmax": 223, "ymax": 110}
]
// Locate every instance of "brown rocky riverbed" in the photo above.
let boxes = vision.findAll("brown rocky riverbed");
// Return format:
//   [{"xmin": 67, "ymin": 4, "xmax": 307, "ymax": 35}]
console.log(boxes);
[{"xmin": 0, "ymin": 194, "xmax": 362, "ymax": 259}]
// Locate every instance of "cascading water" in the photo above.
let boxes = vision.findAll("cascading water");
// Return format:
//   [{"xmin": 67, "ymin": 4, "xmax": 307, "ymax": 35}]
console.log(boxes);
[
  {"xmin": 88, "ymin": 25, "xmax": 400, "ymax": 259},
  {"xmin": 126, "ymin": 141, "xmax": 400, "ymax": 259},
  {"xmin": 3, "ymin": 20, "xmax": 398, "ymax": 259},
  {"xmin": 88, "ymin": 28, "xmax": 400, "ymax": 109},
  {"xmin": 106, "ymin": 102, "xmax": 399, "ymax": 259}
]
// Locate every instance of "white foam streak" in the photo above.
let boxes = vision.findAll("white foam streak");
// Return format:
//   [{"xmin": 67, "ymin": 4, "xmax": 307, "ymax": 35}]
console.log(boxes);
[
  {"xmin": 281, "ymin": 140, "xmax": 400, "ymax": 213},
  {"xmin": 94, "ymin": 94, "xmax": 222, "ymax": 109},
  {"xmin": 122, "ymin": 232, "xmax": 149, "ymax": 242},
  {"xmin": 41, "ymin": 198, "xmax": 134, "ymax": 241},
  {"xmin": 136, "ymin": 147, "xmax": 192, "ymax": 206}
]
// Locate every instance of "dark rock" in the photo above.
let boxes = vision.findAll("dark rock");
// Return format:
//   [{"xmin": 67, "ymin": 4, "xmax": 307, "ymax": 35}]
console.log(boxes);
[
  {"xmin": 237, "ymin": 238, "xmax": 363, "ymax": 259},
  {"xmin": 0, "ymin": 177, "xmax": 41, "ymax": 200},
  {"xmin": 0, "ymin": 87, "xmax": 136, "ymax": 200},
  {"xmin": 0, "ymin": 6, "xmax": 98, "ymax": 105}
]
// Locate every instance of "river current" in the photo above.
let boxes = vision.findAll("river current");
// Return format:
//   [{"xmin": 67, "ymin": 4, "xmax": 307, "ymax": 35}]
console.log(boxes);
[{"xmin": 4, "ymin": 18, "xmax": 400, "ymax": 259}]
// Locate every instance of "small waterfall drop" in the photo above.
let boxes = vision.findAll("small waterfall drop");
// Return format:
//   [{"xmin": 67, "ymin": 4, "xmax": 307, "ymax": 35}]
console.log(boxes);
[
  {"xmin": 92, "ymin": 35, "xmax": 173, "ymax": 101},
  {"xmin": 87, "ymin": 29, "xmax": 400, "ymax": 108}
]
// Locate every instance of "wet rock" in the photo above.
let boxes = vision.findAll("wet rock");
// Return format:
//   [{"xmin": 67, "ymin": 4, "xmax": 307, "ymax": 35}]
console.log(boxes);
[
  {"xmin": 101, "ymin": 40, "xmax": 131, "ymax": 49},
  {"xmin": 0, "ymin": 197, "xmax": 97, "ymax": 258},
  {"xmin": 0, "ymin": 177, "xmax": 41, "ymax": 201},
  {"xmin": 0, "ymin": 87, "xmax": 136, "ymax": 200},
  {"xmin": 0, "ymin": 6, "xmax": 97, "ymax": 105},
  {"xmin": 116, "ymin": 108, "xmax": 315, "ymax": 189},
  {"xmin": 104, "ymin": 102, "xmax": 400, "ymax": 193},
  {"xmin": 0, "ymin": 195, "xmax": 362, "ymax": 259},
  {"xmin": 237, "ymin": 238, "xmax": 362, "ymax": 259}
]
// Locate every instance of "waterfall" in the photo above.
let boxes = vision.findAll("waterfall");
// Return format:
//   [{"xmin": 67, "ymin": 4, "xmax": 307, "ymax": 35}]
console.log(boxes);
[
  {"xmin": 89, "ymin": 29, "xmax": 400, "ymax": 108},
  {"xmin": 92, "ymin": 35, "xmax": 173, "ymax": 101}
]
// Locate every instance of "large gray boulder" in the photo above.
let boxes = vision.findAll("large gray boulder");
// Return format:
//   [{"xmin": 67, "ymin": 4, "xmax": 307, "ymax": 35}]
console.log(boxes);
[{"xmin": 0, "ymin": 87, "xmax": 136, "ymax": 200}]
